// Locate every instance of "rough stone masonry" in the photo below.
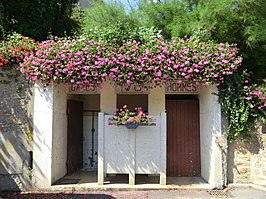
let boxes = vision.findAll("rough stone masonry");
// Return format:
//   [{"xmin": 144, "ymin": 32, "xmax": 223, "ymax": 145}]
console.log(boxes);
[
  {"xmin": 0, "ymin": 68, "xmax": 34, "ymax": 191},
  {"xmin": 228, "ymin": 120, "xmax": 266, "ymax": 186}
]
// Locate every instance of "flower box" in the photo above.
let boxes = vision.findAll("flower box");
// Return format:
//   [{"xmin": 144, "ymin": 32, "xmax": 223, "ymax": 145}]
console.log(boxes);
[
  {"xmin": 108, "ymin": 105, "xmax": 155, "ymax": 127},
  {"xmin": 125, "ymin": 122, "xmax": 141, "ymax": 129}
]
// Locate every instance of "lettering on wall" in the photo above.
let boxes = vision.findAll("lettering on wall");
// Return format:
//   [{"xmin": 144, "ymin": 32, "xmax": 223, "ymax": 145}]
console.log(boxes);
[
  {"xmin": 68, "ymin": 84, "xmax": 99, "ymax": 94},
  {"xmin": 165, "ymin": 80, "xmax": 199, "ymax": 94},
  {"xmin": 115, "ymin": 84, "xmax": 150, "ymax": 94}
]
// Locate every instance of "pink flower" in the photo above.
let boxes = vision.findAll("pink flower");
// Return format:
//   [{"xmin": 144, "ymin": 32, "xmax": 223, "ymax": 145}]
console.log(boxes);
[
  {"xmin": 32, "ymin": 76, "xmax": 38, "ymax": 81},
  {"xmin": 127, "ymin": 117, "xmax": 134, "ymax": 123},
  {"xmin": 156, "ymin": 71, "xmax": 162, "ymax": 77}
]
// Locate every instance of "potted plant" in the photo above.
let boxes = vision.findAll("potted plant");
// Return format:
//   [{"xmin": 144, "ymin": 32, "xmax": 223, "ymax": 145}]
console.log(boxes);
[{"xmin": 109, "ymin": 105, "xmax": 154, "ymax": 129}]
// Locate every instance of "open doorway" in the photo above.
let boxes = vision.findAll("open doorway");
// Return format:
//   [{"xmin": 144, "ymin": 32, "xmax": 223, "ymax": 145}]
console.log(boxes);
[
  {"xmin": 66, "ymin": 94, "xmax": 100, "ymax": 174},
  {"xmin": 55, "ymin": 94, "xmax": 100, "ymax": 185}
]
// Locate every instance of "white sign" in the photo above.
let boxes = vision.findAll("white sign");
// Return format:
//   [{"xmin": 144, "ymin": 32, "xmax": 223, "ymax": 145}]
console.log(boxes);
[
  {"xmin": 115, "ymin": 84, "xmax": 150, "ymax": 94},
  {"xmin": 68, "ymin": 84, "xmax": 99, "ymax": 94},
  {"xmin": 165, "ymin": 80, "xmax": 199, "ymax": 94}
]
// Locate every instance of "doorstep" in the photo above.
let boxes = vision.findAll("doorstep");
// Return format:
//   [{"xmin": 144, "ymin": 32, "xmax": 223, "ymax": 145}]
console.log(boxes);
[{"xmin": 50, "ymin": 171, "xmax": 212, "ymax": 191}]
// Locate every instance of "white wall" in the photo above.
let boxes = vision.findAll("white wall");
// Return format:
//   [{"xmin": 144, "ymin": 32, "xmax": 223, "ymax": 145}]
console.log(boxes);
[
  {"xmin": 33, "ymin": 84, "xmax": 69, "ymax": 187},
  {"xmin": 100, "ymin": 80, "xmax": 116, "ymax": 114},
  {"xmin": 51, "ymin": 85, "xmax": 67, "ymax": 184},
  {"xmin": 33, "ymin": 83, "xmax": 54, "ymax": 188},
  {"xmin": 199, "ymin": 85, "xmax": 223, "ymax": 188},
  {"xmin": 148, "ymin": 86, "xmax": 165, "ymax": 115}
]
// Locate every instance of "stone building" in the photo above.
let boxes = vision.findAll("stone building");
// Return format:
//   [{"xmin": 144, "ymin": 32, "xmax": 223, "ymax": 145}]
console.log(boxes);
[{"xmin": 0, "ymin": 76, "xmax": 265, "ymax": 191}]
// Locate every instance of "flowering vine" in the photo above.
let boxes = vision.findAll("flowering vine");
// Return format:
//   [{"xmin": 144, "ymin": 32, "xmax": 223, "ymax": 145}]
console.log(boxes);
[
  {"xmin": 1, "ymin": 33, "xmax": 265, "ymax": 140},
  {"xmin": 0, "ymin": 33, "xmax": 36, "ymax": 68},
  {"xmin": 20, "ymin": 35, "xmax": 242, "ymax": 89},
  {"xmin": 0, "ymin": 33, "xmax": 36, "ymax": 84},
  {"xmin": 245, "ymin": 84, "xmax": 266, "ymax": 118}
]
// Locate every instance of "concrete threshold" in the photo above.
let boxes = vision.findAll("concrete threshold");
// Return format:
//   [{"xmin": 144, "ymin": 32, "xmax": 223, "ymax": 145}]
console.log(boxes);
[{"xmin": 51, "ymin": 171, "xmax": 212, "ymax": 191}]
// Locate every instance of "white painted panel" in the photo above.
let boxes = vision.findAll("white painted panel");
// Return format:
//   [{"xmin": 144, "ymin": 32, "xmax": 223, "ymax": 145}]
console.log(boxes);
[
  {"xmin": 135, "ymin": 116, "xmax": 161, "ymax": 174},
  {"xmin": 104, "ymin": 115, "xmax": 161, "ymax": 174},
  {"xmin": 104, "ymin": 116, "xmax": 131, "ymax": 173}
]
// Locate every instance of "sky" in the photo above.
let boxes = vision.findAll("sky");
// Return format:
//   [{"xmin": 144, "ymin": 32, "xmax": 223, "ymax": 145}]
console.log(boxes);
[
  {"xmin": 105, "ymin": 0, "xmax": 140, "ymax": 12},
  {"xmin": 80, "ymin": 0, "xmax": 159, "ymax": 13}
]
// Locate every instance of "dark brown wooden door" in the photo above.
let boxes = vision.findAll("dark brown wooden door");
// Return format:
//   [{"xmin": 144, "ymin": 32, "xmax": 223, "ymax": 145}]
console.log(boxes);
[
  {"xmin": 166, "ymin": 98, "xmax": 200, "ymax": 177},
  {"xmin": 67, "ymin": 100, "xmax": 83, "ymax": 174}
]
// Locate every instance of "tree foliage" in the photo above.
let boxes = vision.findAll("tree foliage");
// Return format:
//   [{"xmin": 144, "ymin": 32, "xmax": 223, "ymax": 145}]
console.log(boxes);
[
  {"xmin": 137, "ymin": 0, "xmax": 266, "ymax": 80},
  {"xmin": 80, "ymin": 1, "xmax": 137, "ymax": 30},
  {"xmin": 0, "ymin": 0, "xmax": 80, "ymax": 41},
  {"xmin": 78, "ymin": 0, "xmax": 140, "ymax": 43}
]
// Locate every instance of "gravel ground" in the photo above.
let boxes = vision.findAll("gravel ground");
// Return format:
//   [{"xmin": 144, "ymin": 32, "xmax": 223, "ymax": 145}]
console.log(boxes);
[{"xmin": 0, "ymin": 188, "xmax": 265, "ymax": 199}]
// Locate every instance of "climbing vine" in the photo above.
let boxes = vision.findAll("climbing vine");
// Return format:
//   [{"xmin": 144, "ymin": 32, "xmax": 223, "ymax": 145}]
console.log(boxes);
[{"xmin": 218, "ymin": 72, "xmax": 265, "ymax": 141}]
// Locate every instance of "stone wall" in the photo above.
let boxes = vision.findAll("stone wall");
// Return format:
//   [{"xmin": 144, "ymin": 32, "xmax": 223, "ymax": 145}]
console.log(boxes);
[
  {"xmin": 0, "ymin": 69, "xmax": 34, "ymax": 191},
  {"xmin": 227, "ymin": 120, "xmax": 266, "ymax": 186}
]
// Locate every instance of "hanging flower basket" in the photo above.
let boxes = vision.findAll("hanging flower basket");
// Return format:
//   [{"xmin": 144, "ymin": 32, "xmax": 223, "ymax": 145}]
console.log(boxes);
[
  {"xmin": 125, "ymin": 122, "xmax": 142, "ymax": 129},
  {"xmin": 108, "ymin": 105, "xmax": 155, "ymax": 127}
]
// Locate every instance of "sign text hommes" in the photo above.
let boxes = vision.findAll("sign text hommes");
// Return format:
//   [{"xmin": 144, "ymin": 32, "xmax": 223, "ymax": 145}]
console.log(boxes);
[{"xmin": 165, "ymin": 80, "xmax": 199, "ymax": 94}]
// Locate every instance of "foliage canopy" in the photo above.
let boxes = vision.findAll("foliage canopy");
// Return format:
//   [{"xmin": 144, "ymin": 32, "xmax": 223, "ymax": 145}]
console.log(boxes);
[
  {"xmin": 0, "ymin": 0, "xmax": 80, "ymax": 41},
  {"xmin": 137, "ymin": 0, "xmax": 266, "ymax": 80}
]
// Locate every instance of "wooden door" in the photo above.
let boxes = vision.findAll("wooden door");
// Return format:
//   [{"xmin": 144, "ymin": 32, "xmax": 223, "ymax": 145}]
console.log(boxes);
[
  {"xmin": 166, "ymin": 98, "xmax": 200, "ymax": 177},
  {"xmin": 67, "ymin": 100, "xmax": 83, "ymax": 174}
]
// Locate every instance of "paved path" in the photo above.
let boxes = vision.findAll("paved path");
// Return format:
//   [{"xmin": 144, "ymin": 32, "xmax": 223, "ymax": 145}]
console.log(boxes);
[{"xmin": 0, "ymin": 188, "xmax": 266, "ymax": 199}]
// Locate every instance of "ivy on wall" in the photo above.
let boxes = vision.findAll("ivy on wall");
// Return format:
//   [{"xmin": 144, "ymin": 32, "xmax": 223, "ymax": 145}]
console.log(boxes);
[{"xmin": 218, "ymin": 72, "xmax": 265, "ymax": 140}]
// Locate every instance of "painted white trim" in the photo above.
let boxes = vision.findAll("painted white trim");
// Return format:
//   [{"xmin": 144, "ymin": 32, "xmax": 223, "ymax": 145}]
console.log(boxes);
[
  {"xmin": 98, "ymin": 112, "xmax": 105, "ymax": 185},
  {"xmin": 160, "ymin": 112, "xmax": 167, "ymax": 185}
]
